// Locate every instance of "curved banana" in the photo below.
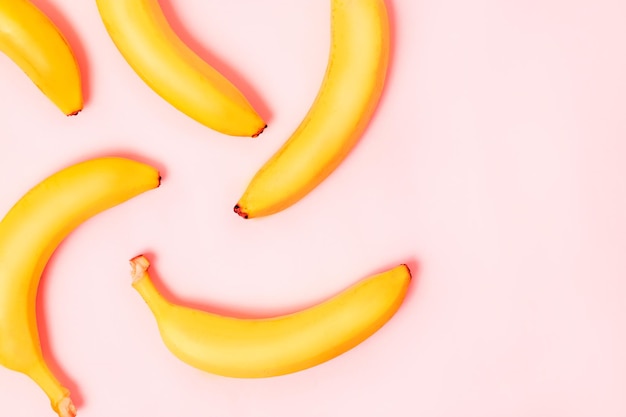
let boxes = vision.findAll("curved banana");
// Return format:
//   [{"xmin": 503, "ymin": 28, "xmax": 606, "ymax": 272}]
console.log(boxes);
[
  {"xmin": 95, "ymin": 0, "xmax": 266, "ymax": 137},
  {"xmin": 0, "ymin": 157, "xmax": 160, "ymax": 417},
  {"xmin": 0, "ymin": 0, "xmax": 83, "ymax": 115},
  {"xmin": 129, "ymin": 254, "xmax": 410, "ymax": 378},
  {"xmin": 234, "ymin": 0, "xmax": 390, "ymax": 218}
]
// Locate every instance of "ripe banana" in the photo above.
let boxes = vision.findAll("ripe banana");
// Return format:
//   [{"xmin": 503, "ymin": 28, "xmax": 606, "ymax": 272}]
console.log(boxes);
[
  {"xmin": 0, "ymin": 157, "xmax": 160, "ymax": 417},
  {"xmin": 129, "ymin": 255, "xmax": 410, "ymax": 378},
  {"xmin": 95, "ymin": 0, "xmax": 266, "ymax": 137},
  {"xmin": 0, "ymin": 0, "xmax": 83, "ymax": 115},
  {"xmin": 234, "ymin": 0, "xmax": 390, "ymax": 218}
]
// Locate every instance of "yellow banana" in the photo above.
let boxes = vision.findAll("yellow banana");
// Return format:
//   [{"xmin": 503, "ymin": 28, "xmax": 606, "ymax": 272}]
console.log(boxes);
[
  {"xmin": 129, "ymin": 254, "xmax": 410, "ymax": 378},
  {"xmin": 234, "ymin": 0, "xmax": 390, "ymax": 218},
  {"xmin": 0, "ymin": 157, "xmax": 160, "ymax": 417},
  {"xmin": 95, "ymin": 0, "xmax": 266, "ymax": 137},
  {"xmin": 0, "ymin": 0, "xmax": 83, "ymax": 115}
]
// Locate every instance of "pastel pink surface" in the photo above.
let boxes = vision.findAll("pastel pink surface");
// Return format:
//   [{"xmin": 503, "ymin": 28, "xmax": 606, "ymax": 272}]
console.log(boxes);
[{"xmin": 1, "ymin": 0, "xmax": 626, "ymax": 416}]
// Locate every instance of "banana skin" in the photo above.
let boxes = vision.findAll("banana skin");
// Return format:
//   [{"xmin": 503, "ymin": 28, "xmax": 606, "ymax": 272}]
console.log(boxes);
[
  {"xmin": 0, "ymin": 0, "xmax": 83, "ymax": 115},
  {"xmin": 96, "ymin": 0, "xmax": 266, "ymax": 137},
  {"xmin": 0, "ymin": 157, "xmax": 160, "ymax": 417},
  {"xmin": 235, "ymin": 0, "xmax": 390, "ymax": 218},
  {"xmin": 129, "ymin": 254, "xmax": 410, "ymax": 378}
]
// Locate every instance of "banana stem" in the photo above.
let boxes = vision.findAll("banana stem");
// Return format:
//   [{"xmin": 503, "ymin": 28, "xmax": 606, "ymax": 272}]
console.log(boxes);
[
  {"xmin": 129, "ymin": 255, "xmax": 170, "ymax": 316},
  {"xmin": 28, "ymin": 364, "xmax": 75, "ymax": 417},
  {"xmin": 129, "ymin": 254, "xmax": 150, "ymax": 284},
  {"xmin": 56, "ymin": 396, "xmax": 77, "ymax": 417}
]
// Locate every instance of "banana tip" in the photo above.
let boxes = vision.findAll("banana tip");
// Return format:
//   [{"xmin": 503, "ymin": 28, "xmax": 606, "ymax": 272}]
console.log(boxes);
[
  {"xmin": 402, "ymin": 264, "xmax": 413, "ymax": 280},
  {"xmin": 251, "ymin": 124, "xmax": 267, "ymax": 138},
  {"xmin": 233, "ymin": 204, "xmax": 249, "ymax": 219}
]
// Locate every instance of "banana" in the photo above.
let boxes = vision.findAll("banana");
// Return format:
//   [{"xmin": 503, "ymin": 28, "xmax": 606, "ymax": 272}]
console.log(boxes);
[
  {"xmin": 0, "ymin": 0, "xmax": 83, "ymax": 115},
  {"xmin": 128, "ymin": 254, "xmax": 410, "ymax": 378},
  {"xmin": 234, "ymin": 0, "xmax": 390, "ymax": 218},
  {"xmin": 95, "ymin": 0, "xmax": 266, "ymax": 137},
  {"xmin": 0, "ymin": 157, "xmax": 160, "ymax": 417}
]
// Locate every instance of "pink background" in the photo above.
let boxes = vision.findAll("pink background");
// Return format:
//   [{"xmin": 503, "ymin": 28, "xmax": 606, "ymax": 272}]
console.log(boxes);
[{"xmin": 2, "ymin": 0, "xmax": 626, "ymax": 415}]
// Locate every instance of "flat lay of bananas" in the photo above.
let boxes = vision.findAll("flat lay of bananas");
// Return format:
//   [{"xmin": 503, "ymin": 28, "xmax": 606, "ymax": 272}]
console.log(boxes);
[{"xmin": 0, "ymin": 1, "xmax": 408, "ymax": 416}]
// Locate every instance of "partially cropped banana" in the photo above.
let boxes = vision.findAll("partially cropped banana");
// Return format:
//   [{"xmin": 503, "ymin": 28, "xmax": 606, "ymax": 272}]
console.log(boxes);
[
  {"xmin": 234, "ymin": 0, "xmax": 389, "ymax": 218},
  {"xmin": 96, "ymin": 0, "xmax": 266, "ymax": 137},
  {"xmin": 0, "ymin": 157, "xmax": 160, "ymax": 417},
  {"xmin": 0, "ymin": 0, "xmax": 83, "ymax": 115},
  {"xmin": 129, "ymin": 255, "xmax": 410, "ymax": 378}
]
